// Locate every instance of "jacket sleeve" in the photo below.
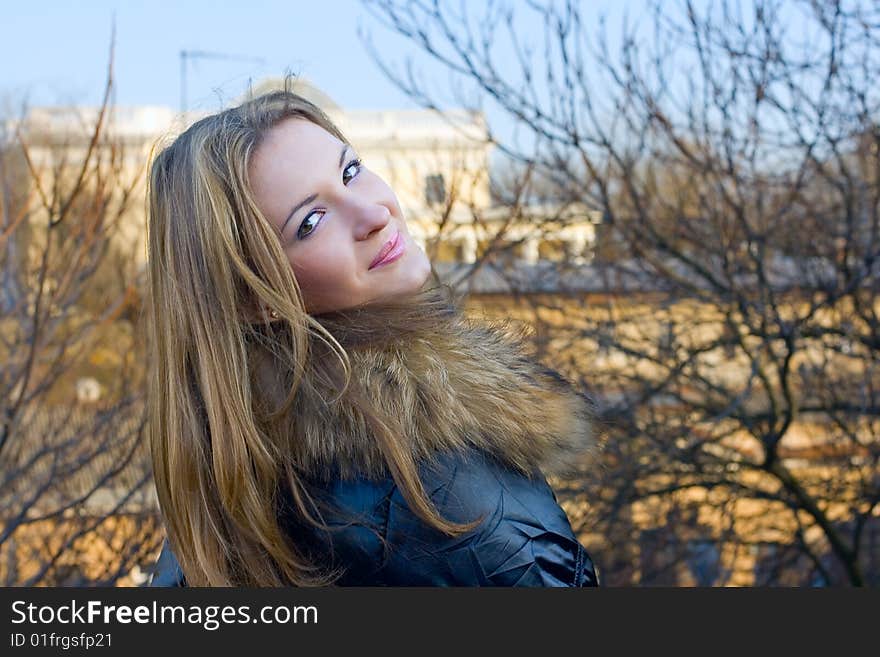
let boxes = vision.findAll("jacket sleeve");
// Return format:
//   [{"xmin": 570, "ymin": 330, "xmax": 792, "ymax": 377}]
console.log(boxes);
[
  {"xmin": 148, "ymin": 538, "xmax": 187, "ymax": 587},
  {"xmin": 342, "ymin": 448, "xmax": 600, "ymax": 587}
]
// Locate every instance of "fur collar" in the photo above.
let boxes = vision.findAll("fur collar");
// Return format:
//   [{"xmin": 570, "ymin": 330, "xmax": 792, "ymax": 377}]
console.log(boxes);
[{"xmin": 250, "ymin": 281, "xmax": 600, "ymax": 482}]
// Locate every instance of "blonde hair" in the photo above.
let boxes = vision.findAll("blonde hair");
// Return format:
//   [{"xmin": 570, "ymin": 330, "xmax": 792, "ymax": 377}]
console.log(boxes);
[{"xmin": 145, "ymin": 76, "xmax": 479, "ymax": 586}]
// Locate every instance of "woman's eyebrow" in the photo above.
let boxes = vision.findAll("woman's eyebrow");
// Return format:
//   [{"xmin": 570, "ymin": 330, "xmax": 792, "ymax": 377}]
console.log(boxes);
[{"xmin": 280, "ymin": 144, "xmax": 350, "ymax": 234}]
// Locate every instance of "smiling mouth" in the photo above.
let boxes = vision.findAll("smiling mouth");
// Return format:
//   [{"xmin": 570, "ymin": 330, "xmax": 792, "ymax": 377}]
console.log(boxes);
[{"xmin": 369, "ymin": 229, "xmax": 403, "ymax": 270}]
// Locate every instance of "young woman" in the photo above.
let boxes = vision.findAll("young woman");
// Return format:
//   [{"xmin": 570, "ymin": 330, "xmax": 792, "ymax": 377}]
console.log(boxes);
[{"xmin": 145, "ymin": 79, "xmax": 602, "ymax": 587}]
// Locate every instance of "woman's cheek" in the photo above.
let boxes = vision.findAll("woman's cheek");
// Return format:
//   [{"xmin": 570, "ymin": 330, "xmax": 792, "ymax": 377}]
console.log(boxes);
[{"xmin": 295, "ymin": 243, "xmax": 347, "ymax": 289}]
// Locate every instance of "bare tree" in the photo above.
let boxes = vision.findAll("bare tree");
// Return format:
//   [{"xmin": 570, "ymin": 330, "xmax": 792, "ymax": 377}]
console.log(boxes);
[
  {"xmin": 360, "ymin": 0, "xmax": 880, "ymax": 586},
  {"xmin": 0, "ymin": 28, "xmax": 161, "ymax": 586}
]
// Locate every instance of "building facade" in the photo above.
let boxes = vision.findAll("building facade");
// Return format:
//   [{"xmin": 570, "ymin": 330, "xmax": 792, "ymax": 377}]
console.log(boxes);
[{"xmin": 11, "ymin": 76, "xmax": 600, "ymax": 283}]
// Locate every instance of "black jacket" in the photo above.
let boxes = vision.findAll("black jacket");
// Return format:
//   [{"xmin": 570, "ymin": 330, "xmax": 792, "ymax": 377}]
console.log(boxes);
[{"xmin": 149, "ymin": 447, "xmax": 599, "ymax": 587}]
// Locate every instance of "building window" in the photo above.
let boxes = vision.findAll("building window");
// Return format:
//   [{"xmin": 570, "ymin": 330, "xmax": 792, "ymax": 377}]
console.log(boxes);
[{"xmin": 425, "ymin": 173, "xmax": 446, "ymax": 205}]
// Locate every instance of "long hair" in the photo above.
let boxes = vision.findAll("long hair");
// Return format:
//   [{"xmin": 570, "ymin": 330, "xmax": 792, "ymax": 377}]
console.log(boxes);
[{"xmin": 145, "ymin": 76, "xmax": 480, "ymax": 586}]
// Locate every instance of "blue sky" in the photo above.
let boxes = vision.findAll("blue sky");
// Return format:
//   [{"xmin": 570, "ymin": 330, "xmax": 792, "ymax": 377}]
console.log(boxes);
[
  {"xmin": 1, "ymin": 0, "xmax": 638, "ymax": 154},
  {"xmin": 4, "ymin": 0, "xmax": 431, "ymax": 111},
  {"xmin": 3, "ymin": 1, "xmax": 825, "ymax": 135}
]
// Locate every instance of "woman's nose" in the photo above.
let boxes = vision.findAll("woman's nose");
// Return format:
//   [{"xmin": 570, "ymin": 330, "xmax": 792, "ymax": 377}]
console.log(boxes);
[{"xmin": 352, "ymin": 201, "xmax": 392, "ymax": 240}]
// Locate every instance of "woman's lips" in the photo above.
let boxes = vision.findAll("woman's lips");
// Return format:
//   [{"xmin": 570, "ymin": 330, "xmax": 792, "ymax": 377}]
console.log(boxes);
[{"xmin": 369, "ymin": 229, "xmax": 404, "ymax": 270}]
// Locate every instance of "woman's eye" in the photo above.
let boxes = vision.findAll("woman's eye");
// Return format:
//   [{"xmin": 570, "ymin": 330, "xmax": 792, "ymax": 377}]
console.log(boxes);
[
  {"xmin": 296, "ymin": 210, "xmax": 325, "ymax": 240},
  {"xmin": 296, "ymin": 158, "xmax": 363, "ymax": 241},
  {"xmin": 342, "ymin": 158, "xmax": 362, "ymax": 184}
]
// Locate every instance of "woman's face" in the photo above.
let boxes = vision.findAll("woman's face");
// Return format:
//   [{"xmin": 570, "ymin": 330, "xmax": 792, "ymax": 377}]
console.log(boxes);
[{"xmin": 248, "ymin": 117, "xmax": 432, "ymax": 315}]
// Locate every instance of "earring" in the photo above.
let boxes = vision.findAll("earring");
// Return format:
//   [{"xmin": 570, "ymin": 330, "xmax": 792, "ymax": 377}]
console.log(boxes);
[{"xmin": 269, "ymin": 310, "xmax": 279, "ymax": 319}]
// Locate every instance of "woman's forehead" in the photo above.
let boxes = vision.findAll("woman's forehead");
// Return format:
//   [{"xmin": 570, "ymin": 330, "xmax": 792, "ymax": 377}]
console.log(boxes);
[{"xmin": 250, "ymin": 119, "xmax": 340, "ymax": 181}]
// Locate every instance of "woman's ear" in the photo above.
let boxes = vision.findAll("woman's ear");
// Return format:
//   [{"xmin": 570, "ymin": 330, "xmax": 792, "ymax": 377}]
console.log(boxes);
[{"xmin": 240, "ymin": 290, "xmax": 280, "ymax": 324}]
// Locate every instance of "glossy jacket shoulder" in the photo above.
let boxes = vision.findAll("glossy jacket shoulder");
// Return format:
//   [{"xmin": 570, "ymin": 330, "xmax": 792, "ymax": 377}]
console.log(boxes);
[{"xmin": 148, "ymin": 448, "xmax": 600, "ymax": 587}]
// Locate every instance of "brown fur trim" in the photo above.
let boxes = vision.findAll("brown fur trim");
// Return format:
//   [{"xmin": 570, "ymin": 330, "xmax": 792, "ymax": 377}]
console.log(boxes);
[{"xmin": 251, "ymin": 283, "xmax": 599, "ymax": 481}]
